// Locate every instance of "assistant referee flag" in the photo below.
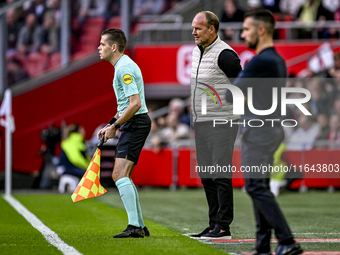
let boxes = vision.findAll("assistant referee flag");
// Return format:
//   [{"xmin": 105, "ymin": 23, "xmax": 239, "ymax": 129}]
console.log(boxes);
[{"xmin": 71, "ymin": 148, "xmax": 107, "ymax": 202}]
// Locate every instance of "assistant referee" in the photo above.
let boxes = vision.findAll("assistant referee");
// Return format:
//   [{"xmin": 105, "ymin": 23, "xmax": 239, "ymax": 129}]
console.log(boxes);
[{"xmin": 97, "ymin": 29, "xmax": 151, "ymax": 238}]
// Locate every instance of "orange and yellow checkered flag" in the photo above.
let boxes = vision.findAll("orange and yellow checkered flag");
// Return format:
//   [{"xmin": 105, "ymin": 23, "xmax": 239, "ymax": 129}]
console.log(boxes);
[{"xmin": 71, "ymin": 148, "xmax": 107, "ymax": 202}]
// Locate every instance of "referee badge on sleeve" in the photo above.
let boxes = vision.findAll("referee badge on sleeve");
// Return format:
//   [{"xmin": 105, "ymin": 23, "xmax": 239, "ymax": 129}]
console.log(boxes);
[{"xmin": 123, "ymin": 74, "xmax": 132, "ymax": 85}]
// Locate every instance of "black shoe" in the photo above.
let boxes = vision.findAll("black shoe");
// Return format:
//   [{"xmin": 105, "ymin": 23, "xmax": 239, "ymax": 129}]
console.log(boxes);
[
  {"xmin": 201, "ymin": 225, "xmax": 232, "ymax": 239},
  {"xmin": 143, "ymin": 226, "xmax": 150, "ymax": 237},
  {"xmin": 275, "ymin": 242, "xmax": 303, "ymax": 255},
  {"xmin": 113, "ymin": 225, "xmax": 145, "ymax": 238},
  {"xmin": 190, "ymin": 226, "xmax": 213, "ymax": 238}
]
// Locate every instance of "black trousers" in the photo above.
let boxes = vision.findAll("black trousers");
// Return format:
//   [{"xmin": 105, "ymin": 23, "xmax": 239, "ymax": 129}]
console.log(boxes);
[
  {"xmin": 194, "ymin": 121, "xmax": 238, "ymax": 230},
  {"xmin": 241, "ymin": 126, "xmax": 294, "ymax": 253}
]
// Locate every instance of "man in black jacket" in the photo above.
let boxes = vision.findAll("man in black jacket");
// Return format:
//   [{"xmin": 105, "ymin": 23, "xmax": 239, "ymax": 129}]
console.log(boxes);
[{"xmin": 226, "ymin": 9, "xmax": 303, "ymax": 255}]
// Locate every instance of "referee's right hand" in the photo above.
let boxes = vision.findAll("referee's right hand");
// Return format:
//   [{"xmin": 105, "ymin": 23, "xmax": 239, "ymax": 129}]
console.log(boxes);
[{"xmin": 97, "ymin": 125, "xmax": 108, "ymax": 140}]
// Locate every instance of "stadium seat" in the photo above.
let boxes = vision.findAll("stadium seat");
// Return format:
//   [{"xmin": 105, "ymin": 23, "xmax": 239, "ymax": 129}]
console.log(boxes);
[
  {"xmin": 48, "ymin": 52, "xmax": 61, "ymax": 70},
  {"xmin": 58, "ymin": 174, "xmax": 80, "ymax": 193},
  {"xmin": 7, "ymin": 52, "xmax": 26, "ymax": 65},
  {"xmin": 106, "ymin": 16, "xmax": 121, "ymax": 29},
  {"xmin": 71, "ymin": 50, "xmax": 89, "ymax": 61},
  {"xmin": 76, "ymin": 17, "xmax": 105, "ymax": 53},
  {"xmin": 25, "ymin": 53, "xmax": 48, "ymax": 77}
]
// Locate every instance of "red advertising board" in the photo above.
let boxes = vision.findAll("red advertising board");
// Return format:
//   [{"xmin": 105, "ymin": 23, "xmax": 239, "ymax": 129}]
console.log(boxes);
[{"xmin": 134, "ymin": 42, "xmax": 339, "ymax": 86}]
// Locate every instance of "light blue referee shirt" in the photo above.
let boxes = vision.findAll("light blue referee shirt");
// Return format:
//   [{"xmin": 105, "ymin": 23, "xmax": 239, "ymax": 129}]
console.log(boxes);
[{"xmin": 113, "ymin": 55, "xmax": 148, "ymax": 116}]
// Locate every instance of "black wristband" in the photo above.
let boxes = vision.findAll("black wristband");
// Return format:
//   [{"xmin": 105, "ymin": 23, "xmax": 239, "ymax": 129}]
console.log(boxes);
[
  {"xmin": 113, "ymin": 122, "xmax": 121, "ymax": 129},
  {"xmin": 108, "ymin": 117, "xmax": 117, "ymax": 125}
]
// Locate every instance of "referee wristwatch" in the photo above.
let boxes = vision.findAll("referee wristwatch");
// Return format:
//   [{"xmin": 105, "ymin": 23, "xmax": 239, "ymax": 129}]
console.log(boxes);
[{"xmin": 113, "ymin": 122, "xmax": 121, "ymax": 130}]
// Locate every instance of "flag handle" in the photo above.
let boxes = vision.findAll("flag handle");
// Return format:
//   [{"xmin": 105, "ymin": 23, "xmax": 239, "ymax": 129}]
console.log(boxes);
[{"xmin": 97, "ymin": 134, "xmax": 105, "ymax": 148}]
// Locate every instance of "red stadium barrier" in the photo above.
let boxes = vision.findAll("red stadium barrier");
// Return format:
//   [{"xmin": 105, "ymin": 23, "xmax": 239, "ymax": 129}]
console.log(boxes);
[
  {"xmin": 232, "ymin": 150, "xmax": 245, "ymax": 187},
  {"xmin": 130, "ymin": 148, "xmax": 339, "ymax": 189},
  {"xmin": 132, "ymin": 149, "xmax": 173, "ymax": 187},
  {"xmin": 177, "ymin": 148, "xmax": 203, "ymax": 187},
  {"xmin": 174, "ymin": 148, "xmax": 244, "ymax": 188},
  {"xmin": 282, "ymin": 150, "xmax": 340, "ymax": 189},
  {"xmin": 303, "ymin": 150, "xmax": 332, "ymax": 188}
]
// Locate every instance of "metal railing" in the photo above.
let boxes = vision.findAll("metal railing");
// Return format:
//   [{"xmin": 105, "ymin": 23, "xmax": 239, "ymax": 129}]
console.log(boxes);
[
  {"xmin": 136, "ymin": 14, "xmax": 184, "ymax": 24},
  {"xmin": 134, "ymin": 20, "xmax": 340, "ymax": 43}
]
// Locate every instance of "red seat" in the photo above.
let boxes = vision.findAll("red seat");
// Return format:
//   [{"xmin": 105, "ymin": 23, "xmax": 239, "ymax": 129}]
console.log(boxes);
[
  {"xmin": 106, "ymin": 16, "xmax": 121, "ymax": 29},
  {"xmin": 272, "ymin": 14, "xmax": 281, "ymax": 21},
  {"xmin": 76, "ymin": 17, "xmax": 105, "ymax": 53},
  {"xmin": 25, "ymin": 53, "xmax": 48, "ymax": 77},
  {"xmin": 284, "ymin": 14, "xmax": 294, "ymax": 21},
  {"xmin": 7, "ymin": 52, "xmax": 26, "ymax": 65},
  {"xmin": 72, "ymin": 50, "xmax": 90, "ymax": 61},
  {"xmin": 49, "ymin": 52, "xmax": 61, "ymax": 70}
]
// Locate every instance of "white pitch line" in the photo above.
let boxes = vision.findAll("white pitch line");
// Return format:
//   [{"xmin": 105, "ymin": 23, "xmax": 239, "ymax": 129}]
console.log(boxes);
[
  {"xmin": 4, "ymin": 195, "xmax": 82, "ymax": 255},
  {"xmin": 293, "ymin": 233, "xmax": 340, "ymax": 235}
]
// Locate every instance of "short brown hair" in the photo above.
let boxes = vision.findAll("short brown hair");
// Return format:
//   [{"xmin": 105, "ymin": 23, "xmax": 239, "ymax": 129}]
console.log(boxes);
[
  {"xmin": 244, "ymin": 9, "xmax": 276, "ymax": 35},
  {"xmin": 196, "ymin": 11, "xmax": 220, "ymax": 32},
  {"xmin": 101, "ymin": 29, "xmax": 127, "ymax": 53}
]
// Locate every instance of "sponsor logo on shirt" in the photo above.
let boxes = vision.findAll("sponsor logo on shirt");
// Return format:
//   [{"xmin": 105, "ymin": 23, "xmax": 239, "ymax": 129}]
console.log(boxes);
[{"xmin": 123, "ymin": 74, "xmax": 132, "ymax": 84}]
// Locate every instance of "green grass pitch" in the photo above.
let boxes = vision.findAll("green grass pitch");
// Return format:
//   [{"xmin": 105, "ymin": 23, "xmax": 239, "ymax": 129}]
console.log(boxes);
[{"xmin": 1, "ymin": 188, "xmax": 340, "ymax": 254}]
